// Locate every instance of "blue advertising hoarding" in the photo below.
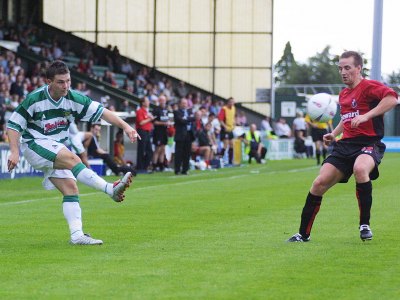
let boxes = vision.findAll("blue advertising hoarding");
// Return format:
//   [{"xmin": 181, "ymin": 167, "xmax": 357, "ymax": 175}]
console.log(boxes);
[{"xmin": 0, "ymin": 143, "xmax": 43, "ymax": 179}]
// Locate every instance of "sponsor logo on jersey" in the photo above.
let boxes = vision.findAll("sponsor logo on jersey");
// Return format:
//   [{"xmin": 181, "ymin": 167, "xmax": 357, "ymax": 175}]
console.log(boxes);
[
  {"xmin": 341, "ymin": 110, "xmax": 360, "ymax": 123},
  {"xmin": 44, "ymin": 119, "xmax": 68, "ymax": 134}
]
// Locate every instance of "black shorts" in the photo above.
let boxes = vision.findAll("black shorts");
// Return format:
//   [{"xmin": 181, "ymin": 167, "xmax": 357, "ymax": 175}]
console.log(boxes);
[
  {"xmin": 323, "ymin": 140, "xmax": 386, "ymax": 183},
  {"xmin": 220, "ymin": 128, "xmax": 234, "ymax": 140},
  {"xmin": 153, "ymin": 130, "xmax": 168, "ymax": 146},
  {"xmin": 311, "ymin": 128, "xmax": 328, "ymax": 142}
]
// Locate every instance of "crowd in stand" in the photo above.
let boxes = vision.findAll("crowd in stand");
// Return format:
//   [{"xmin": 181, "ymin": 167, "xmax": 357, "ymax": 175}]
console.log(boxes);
[{"xmin": 0, "ymin": 21, "xmax": 282, "ymax": 175}]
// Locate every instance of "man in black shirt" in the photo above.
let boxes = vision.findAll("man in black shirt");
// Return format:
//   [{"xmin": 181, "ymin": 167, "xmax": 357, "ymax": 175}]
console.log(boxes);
[
  {"xmin": 173, "ymin": 98, "xmax": 194, "ymax": 175},
  {"xmin": 151, "ymin": 95, "xmax": 171, "ymax": 171}
]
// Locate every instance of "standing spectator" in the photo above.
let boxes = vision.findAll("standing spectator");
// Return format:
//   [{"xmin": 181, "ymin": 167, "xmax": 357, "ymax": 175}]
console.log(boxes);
[
  {"xmin": 173, "ymin": 98, "xmax": 194, "ymax": 175},
  {"xmin": 292, "ymin": 111, "xmax": 307, "ymax": 139},
  {"xmin": 151, "ymin": 95, "xmax": 171, "ymax": 171},
  {"xmin": 135, "ymin": 97, "xmax": 154, "ymax": 172},
  {"xmin": 274, "ymin": 117, "xmax": 292, "ymax": 138},
  {"xmin": 218, "ymin": 97, "xmax": 236, "ymax": 164}
]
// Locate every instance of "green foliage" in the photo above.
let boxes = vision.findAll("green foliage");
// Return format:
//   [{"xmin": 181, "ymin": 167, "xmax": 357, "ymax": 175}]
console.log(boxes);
[
  {"xmin": 274, "ymin": 42, "xmax": 297, "ymax": 84},
  {"xmin": 1, "ymin": 155, "xmax": 400, "ymax": 299},
  {"xmin": 275, "ymin": 44, "xmax": 371, "ymax": 86}
]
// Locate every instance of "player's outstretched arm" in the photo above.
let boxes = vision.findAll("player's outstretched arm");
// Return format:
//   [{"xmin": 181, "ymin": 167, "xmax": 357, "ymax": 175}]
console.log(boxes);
[
  {"xmin": 6, "ymin": 128, "xmax": 21, "ymax": 172},
  {"xmin": 101, "ymin": 108, "xmax": 141, "ymax": 142},
  {"xmin": 351, "ymin": 95, "xmax": 398, "ymax": 128}
]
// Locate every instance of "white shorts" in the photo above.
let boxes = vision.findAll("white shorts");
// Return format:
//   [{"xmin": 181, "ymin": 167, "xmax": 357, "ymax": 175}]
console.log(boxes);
[
  {"xmin": 21, "ymin": 140, "xmax": 76, "ymax": 190},
  {"xmin": 70, "ymin": 132, "xmax": 85, "ymax": 154}
]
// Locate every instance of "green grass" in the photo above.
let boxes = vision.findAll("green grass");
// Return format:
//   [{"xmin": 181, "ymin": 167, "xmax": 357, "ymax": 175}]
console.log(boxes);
[{"xmin": 1, "ymin": 154, "xmax": 400, "ymax": 299}]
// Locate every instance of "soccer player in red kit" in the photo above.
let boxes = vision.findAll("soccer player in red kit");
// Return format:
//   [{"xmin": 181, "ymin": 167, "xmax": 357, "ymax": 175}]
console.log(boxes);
[{"xmin": 288, "ymin": 51, "xmax": 398, "ymax": 242}]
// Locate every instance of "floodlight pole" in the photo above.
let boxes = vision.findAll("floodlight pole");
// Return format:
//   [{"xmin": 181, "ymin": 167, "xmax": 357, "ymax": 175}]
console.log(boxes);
[
  {"xmin": 371, "ymin": 0, "xmax": 394, "ymax": 136},
  {"xmin": 371, "ymin": 0, "xmax": 383, "ymax": 81}
]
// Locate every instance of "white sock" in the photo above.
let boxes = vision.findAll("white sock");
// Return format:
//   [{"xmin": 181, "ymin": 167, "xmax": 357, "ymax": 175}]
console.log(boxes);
[
  {"xmin": 63, "ymin": 201, "xmax": 83, "ymax": 240},
  {"xmin": 75, "ymin": 168, "xmax": 113, "ymax": 196}
]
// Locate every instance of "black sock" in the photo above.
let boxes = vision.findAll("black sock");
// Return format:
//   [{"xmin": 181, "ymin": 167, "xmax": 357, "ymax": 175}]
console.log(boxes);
[
  {"xmin": 316, "ymin": 150, "xmax": 321, "ymax": 165},
  {"xmin": 228, "ymin": 148, "xmax": 233, "ymax": 164},
  {"xmin": 356, "ymin": 181, "xmax": 372, "ymax": 226},
  {"xmin": 299, "ymin": 192, "xmax": 322, "ymax": 238},
  {"xmin": 220, "ymin": 148, "xmax": 226, "ymax": 157},
  {"xmin": 322, "ymin": 149, "xmax": 327, "ymax": 160}
]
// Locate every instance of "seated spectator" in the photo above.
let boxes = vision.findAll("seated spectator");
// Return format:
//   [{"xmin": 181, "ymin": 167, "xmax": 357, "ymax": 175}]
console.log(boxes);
[
  {"xmin": 0, "ymin": 105, "xmax": 6, "ymax": 142},
  {"xmin": 261, "ymin": 116, "xmax": 273, "ymax": 132},
  {"xmin": 235, "ymin": 111, "xmax": 247, "ymax": 126},
  {"xmin": 192, "ymin": 114, "xmax": 213, "ymax": 168},
  {"xmin": 88, "ymin": 123, "xmax": 136, "ymax": 176},
  {"xmin": 274, "ymin": 117, "xmax": 292, "ymax": 138},
  {"xmin": 240, "ymin": 123, "xmax": 267, "ymax": 164},
  {"xmin": 114, "ymin": 129, "xmax": 132, "ymax": 166},
  {"xmin": 120, "ymin": 58, "xmax": 134, "ymax": 79},
  {"xmin": 68, "ymin": 121, "xmax": 93, "ymax": 168}
]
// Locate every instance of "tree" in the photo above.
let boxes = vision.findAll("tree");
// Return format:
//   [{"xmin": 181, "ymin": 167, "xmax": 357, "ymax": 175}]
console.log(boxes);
[
  {"xmin": 386, "ymin": 70, "xmax": 400, "ymax": 93},
  {"xmin": 274, "ymin": 42, "xmax": 297, "ymax": 84}
]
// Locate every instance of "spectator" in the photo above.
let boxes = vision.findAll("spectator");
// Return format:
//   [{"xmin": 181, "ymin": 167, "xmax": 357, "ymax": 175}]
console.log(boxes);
[
  {"xmin": 261, "ymin": 116, "xmax": 273, "ymax": 132},
  {"xmin": 69, "ymin": 121, "xmax": 93, "ymax": 168},
  {"xmin": 192, "ymin": 112, "xmax": 213, "ymax": 167},
  {"xmin": 120, "ymin": 58, "xmax": 134, "ymax": 79},
  {"xmin": 9, "ymin": 74, "xmax": 25, "ymax": 97},
  {"xmin": 88, "ymin": 123, "xmax": 135, "ymax": 176},
  {"xmin": 292, "ymin": 111, "xmax": 307, "ymax": 139},
  {"xmin": 151, "ymin": 95, "xmax": 171, "ymax": 171},
  {"xmin": 240, "ymin": 123, "xmax": 267, "ymax": 164},
  {"xmin": 113, "ymin": 129, "xmax": 130, "ymax": 166},
  {"xmin": 236, "ymin": 111, "xmax": 248, "ymax": 126},
  {"xmin": 135, "ymin": 97, "xmax": 154, "ymax": 172},
  {"xmin": 173, "ymin": 98, "xmax": 195, "ymax": 175},
  {"xmin": 218, "ymin": 97, "xmax": 236, "ymax": 164},
  {"xmin": 175, "ymin": 81, "xmax": 188, "ymax": 99},
  {"xmin": 274, "ymin": 117, "xmax": 292, "ymax": 138}
]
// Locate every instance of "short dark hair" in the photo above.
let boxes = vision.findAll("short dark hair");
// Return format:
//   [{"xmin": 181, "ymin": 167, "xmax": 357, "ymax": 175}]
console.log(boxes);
[
  {"xmin": 340, "ymin": 51, "xmax": 363, "ymax": 68},
  {"xmin": 46, "ymin": 60, "xmax": 70, "ymax": 80}
]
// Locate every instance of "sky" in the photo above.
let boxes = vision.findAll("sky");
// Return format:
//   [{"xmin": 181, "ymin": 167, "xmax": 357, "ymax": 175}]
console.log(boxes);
[{"xmin": 273, "ymin": 0, "xmax": 399, "ymax": 76}]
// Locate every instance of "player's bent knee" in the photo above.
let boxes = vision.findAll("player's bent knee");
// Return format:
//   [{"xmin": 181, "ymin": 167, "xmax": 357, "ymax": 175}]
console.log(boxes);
[
  {"xmin": 312, "ymin": 176, "xmax": 331, "ymax": 194},
  {"xmin": 55, "ymin": 149, "xmax": 82, "ymax": 169}
]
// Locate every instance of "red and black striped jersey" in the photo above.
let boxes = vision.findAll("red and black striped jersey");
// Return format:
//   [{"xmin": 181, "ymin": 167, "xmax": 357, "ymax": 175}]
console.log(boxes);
[{"xmin": 339, "ymin": 79, "xmax": 397, "ymax": 141}]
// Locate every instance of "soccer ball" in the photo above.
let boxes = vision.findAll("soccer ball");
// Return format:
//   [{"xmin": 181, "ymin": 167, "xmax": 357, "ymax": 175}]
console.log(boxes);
[{"xmin": 307, "ymin": 93, "xmax": 337, "ymax": 123}]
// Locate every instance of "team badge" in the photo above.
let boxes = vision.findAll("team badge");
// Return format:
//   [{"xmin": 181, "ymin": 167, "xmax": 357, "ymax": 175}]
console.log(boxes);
[{"xmin": 351, "ymin": 99, "xmax": 357, "ymax": 108}]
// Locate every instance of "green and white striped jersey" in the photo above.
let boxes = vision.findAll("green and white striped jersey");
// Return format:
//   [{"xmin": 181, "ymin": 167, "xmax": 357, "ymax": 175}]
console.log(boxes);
[{"xmin": 7, "ymin": 85, "xmax": 104, "ymax": 145}]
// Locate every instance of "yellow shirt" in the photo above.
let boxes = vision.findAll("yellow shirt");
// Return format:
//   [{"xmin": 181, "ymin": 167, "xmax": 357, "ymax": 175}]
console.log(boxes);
[
  {"xmin": 222, "ymin": 105, "xmax": 236, "ymax": 132},
  {"xmin": 305, "ymin": 114, "xmax": 332, "ymax": 130}
]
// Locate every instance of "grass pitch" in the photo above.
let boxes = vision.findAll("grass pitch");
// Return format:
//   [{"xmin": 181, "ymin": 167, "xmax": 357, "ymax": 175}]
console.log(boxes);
[{"xmin": 1, "ymin": 154, "xmax": 400, "ymax": 299}]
